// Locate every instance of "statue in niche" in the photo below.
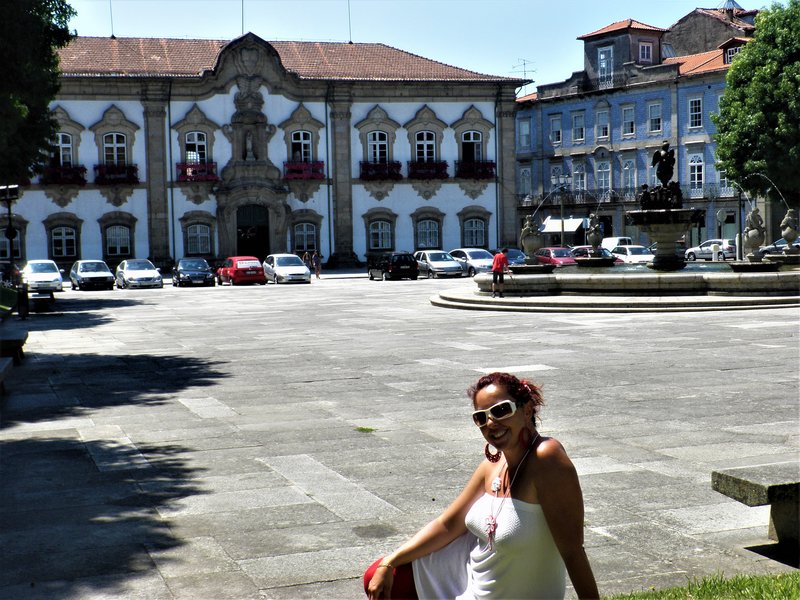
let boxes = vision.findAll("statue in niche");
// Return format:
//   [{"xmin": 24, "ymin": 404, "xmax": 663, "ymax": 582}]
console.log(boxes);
[
  {"xmin": 244, "ymin": 129, "xmax": 256, "ymax": 160},
  {"xmin": 651, "ymin": 140, "xmax": 675, "ymax": 187}
]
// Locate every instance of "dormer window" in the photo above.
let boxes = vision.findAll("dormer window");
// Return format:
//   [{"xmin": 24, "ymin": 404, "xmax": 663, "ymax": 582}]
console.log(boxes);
[
  {"xmin": 639, "ymin": 41, "xmax": 653, "ymax": 64},
  {"xmin": 725, "ymin": 46, "xmax": 742, "ymax": 64}
]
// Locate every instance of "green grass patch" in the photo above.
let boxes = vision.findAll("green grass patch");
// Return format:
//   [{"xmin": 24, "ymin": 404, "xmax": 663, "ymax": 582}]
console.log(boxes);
[
  {"xmin": 608, "ymin": 572, "xmax": 800, "ymax": 599},
  {"xmin": 355, "ymin": 426, "xmax": 375, "ymax": 433}
]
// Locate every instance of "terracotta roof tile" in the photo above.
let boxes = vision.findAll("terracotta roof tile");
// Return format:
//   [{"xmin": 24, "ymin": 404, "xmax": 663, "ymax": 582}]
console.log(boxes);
[
  {"xmin": 578, "ymin": 19, "xmax": 666, "ymax": 40},
  {"xmin": 57, "ymin": 36, "xmax": 519, "ymax": 82},
  {"xmin": 695, "ymin": 8, "xmax": 756, "ymax": 31},
  {"xmin": 516, "ymin": 91, "xmax": 538, "ymax": 103},
  {"xmin": 664, "ymin": 49, "xmax": 728, "ymax": 76}
]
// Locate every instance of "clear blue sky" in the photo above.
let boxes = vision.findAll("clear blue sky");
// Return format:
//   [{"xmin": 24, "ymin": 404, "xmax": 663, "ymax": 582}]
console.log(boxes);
[{"xmin": 66, "ymin": 0, "xmax": 773, "ymax": 95}]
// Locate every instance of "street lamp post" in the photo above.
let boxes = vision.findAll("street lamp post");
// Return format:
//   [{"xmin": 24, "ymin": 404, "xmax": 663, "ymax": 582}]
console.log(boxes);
[
  {"xmin": 0, "ymin": 184, "xmax": 19, "ymax": 243},
  {"xmin": 550, "ymin": 173, "xmax": 572, "ymax": 247}
]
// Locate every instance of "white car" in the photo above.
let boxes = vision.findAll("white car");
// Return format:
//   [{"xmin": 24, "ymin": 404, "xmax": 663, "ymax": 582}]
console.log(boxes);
[
  {"xmin": 413, "ymin": 250, "xmax": 464, "ymax": 278},
  {"xmin": 115, "ymin": 259, "xmax": 163, "ymax": 288},
  {"xmin": 448, "ymin": 248, "xmax": 494, "ymax": 277},
  {"xmin": 611, "ymin": 245, "xmax": 655, "ymax": 264},
  {"xmin": 22, "ymin": 259, "xmax": 64, "ymax": 292},
  {"xmin": 262, "ymin": 253, "xmax": 311, "ymax": 284}
]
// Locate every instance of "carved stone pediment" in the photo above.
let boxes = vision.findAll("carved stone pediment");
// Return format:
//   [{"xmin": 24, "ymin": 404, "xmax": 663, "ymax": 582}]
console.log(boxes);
[
  {"xmin": 99, "ymin": 185, "xmax": 135, "ymax": 207},
  {"xmin": 44, "ymin": 185, "xmax": 81, "ymax": 208},
  {"xmin": 287, "ymin": 180, "xmax": 322, "ymax": 203},
  {"xmin": 410, "ymin": 180, "xmax": 442, "ymax": 200},
  {"xmin": 177, "ymin": 181, "xmax": 214, "ymax": 204},
  {"xmin": 458, "ymin": 180, "xmax": 489, "ymax": 200},
  {"xmin": 363, "ymin": 181, "xmax": 395, "ymax": 201}
]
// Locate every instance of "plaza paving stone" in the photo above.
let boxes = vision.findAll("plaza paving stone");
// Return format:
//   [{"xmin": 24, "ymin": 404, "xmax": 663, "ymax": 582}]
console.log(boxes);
[{"xmin": 1, "ymin": 273, "xmax": 797, "ymax": 598}]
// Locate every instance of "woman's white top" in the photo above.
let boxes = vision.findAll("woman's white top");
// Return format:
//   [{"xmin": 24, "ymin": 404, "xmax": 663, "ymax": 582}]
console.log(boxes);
[{"xmin": 413, "ymin": 493, "xmax": 566, "ymax": 599}]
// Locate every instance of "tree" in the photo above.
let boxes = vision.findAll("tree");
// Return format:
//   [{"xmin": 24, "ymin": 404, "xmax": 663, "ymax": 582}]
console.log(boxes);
[
  {"xmin": 0, "ymin": 0, "xmax": 76, "ymax": 184},
  {"xmin": 714, "ymin": 0, "xmax": 800, "ymax": 204}
]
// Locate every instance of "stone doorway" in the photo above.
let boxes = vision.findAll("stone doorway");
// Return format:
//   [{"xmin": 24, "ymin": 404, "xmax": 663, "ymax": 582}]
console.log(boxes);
[{"xmin": 236, "ymin": 204, "xmax": 269, "ymax": 260}]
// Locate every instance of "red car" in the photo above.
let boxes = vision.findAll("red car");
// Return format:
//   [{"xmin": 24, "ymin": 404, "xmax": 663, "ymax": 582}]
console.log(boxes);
[
  {"xmin": 533, "ymin": 247, "xmax": 577, "ymax": 267},
  {"xmin": 216, "ymin": 256, "xmax": 267, "ymax": 285}
]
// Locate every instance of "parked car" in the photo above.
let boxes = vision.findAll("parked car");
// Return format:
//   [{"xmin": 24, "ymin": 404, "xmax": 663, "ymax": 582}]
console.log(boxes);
[
  {"xmin": 69, "ymin": 259, "xmax": 115, "ymax": 290},
  {"xmin": 685, "ymin": 239, "xmax": 736, "ymax": 261},
  {"xmin": 600, "ymin": 236, "xmax": 633, "ymax": 251},
  {"xmin": 216, "ymin": 256, "xmax": 267, "ymax": 285},
  {"xmin": 493, "ymin": 248, "xmax": 526, "ymax": 266},
  {"xmin": 533, "ymin": 247, "xmax": 576, "ymax": 267},
  {"xmin": 571, "ymin": 246, "xmax": 623, "ymax": 263},
  {"xmin": 172, "ymin": 257, "xmax": 215, "ymax": 287},
  {"xmin": 611, "ymin": 245, "xmax": 655, "ymax": 264},
  {"xmin": 368, "ymin": 252, "xmax": 419, "ymax": 280},
  {"xmin": 758, "ymin": 238, "xmax": 800, "ymax": 256},
  {"xmin": 21, "ymin": 259, "xmax": 64, "ymax": 292},
  {"xmin": 448, "ymin": 248, "xmax": 494, "ymax": 276},
  {"xmin": 115, "ymin": 259, "xmax": 163, "ymax": 288},
  {"xmin": 413, "ymin": 250, "xmax": 464, "ymax": 278},
  {"xmin": 263, "ymin": 253, "xmax": 311, "ymax": 284}
]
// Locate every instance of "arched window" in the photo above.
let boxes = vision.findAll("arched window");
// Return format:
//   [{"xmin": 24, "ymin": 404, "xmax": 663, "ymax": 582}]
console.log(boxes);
[
  {"xmin": 53, "ymin": 132, "xmax": 73, "ymax": 167},
  {"xmin": 185, "ymin": 132, "xmax": 207, "ymax": 163},
  {"xmin": 572, "ymin": 163, "xmax": 586, "ymax": 191},
  {"xmin": 369, "ymin": 220, "xmax": 392, "ymax": 250},
  {"xmin": 415, "ymin": 131, "xmax": 436, "ymax": 162},
  {"xmin": 51, "ymin": 226, "xmax": 76, "ymax": 258},
  {"xmin": 461, "ymin": 131, "xmax": 483, "ymax": 161},
  {"xmin": 596, "ymin": 161, "xmax": 610, "ymax": 197},
  {"xmin": 464, "ymin": 218, "xmax": 485, "ymax": 248},
  {"xmin": 519, "ymin": 167, "xmax": 531, "ymax": 196},
  {"xmin": 103, "ymin": 133, "xmax": 127, "ymax": 165},
  {"xmin": 293, "ymin": 223, "xmax": 317, "ymax": 253},
  {"xmin": 416, "ymin": 219, "xmax": 439, "ymax": 249},
  {"xmin": 367, "ymin": 131, "xmax": 388, "ymax": 163},
  {"xmin": 689, "ymin": 154, "xmax": 704, "ymax": 198},
  {"xmin": 106, "ymin": 225, "xmax": 131, "ymax": 256},
  {"xmin": 186, "ymin": 224, "xmax": 211, "ymax": 255},
  {"xmin": 291, "ymin": 131, "xmax": 313, "ymax": 162}
]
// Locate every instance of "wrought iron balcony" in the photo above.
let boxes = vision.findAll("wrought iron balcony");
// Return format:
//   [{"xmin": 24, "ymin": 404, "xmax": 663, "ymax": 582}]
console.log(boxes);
[
  {"xmin": 407, "ymin": 161, "xmax": 449, "ymax": 180},
  {"xmin": 177, "ymin": 162, "xmax": 219, "ymax": 182},
  {"xmin": 359, "ymin": 161, "xmax": 402, "ymax": 181},
  {"xmin": 283, "ymin": 161, "xmax": 325, "ymax": 180},
  {"xmin": 94, "ymin": 164, "xmax": 139, "ymax": 186},
  {"xmin": 455, "ymin": 160, "xmax": 495, "ymax": 180},
  {"xmin": 40, "ymin": 165, "xmax": 87, "ymax": 186}
]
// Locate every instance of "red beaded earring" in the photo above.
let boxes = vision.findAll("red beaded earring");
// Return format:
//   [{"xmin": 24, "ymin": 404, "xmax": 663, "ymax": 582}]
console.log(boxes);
[{"xmin": 484, "ymin": 443, "xmax": 501, "ymax": 463}]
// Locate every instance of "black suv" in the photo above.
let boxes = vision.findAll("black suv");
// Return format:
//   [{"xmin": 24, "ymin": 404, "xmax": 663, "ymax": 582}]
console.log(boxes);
[{"xmin": 368, "ymin": 252, "xmax": 419, "ymax": 281}]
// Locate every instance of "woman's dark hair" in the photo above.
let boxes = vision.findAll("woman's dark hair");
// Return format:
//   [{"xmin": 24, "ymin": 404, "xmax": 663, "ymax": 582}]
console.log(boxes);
[{"xmin": 467, "ymin": 372, "xmax": 544, "ymax": 425}]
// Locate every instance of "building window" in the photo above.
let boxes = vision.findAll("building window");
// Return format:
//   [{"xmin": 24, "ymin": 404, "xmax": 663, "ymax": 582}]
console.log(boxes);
[
  {"xmin": 367, "ymin": 131, "xmax": 388, "ymax": 163},
  {"xmin": 0, "ymin": 233, "xmax": 21, "ymax": 259},
  {"xmin": 291, "ymin": 130, "xmax": 313, "ymax": 162},
  {"xmin": 572, "ymin": 113, "xmax": 585, "ymax": 143},
  {"xmin": 369, "ymin": 220, "xmax": 392, "ymax": 250},
  {"xmin": 596, "ymin": 110, "xmax": 609, "ymax": 140},
  {"xmin": 648, "ymin": 103, "xmax": 662, "ymax": 133},
  {"xmin": 186, "ymin": 224, "xmax": 211, "ymax": 255},
  {"xmin": 718, "ymin": 169, "xmax": 733, "ymax": 196},
  {"xmin": 185, "ymin": 132, "xmax": 207, "ymax": 163},
  {"xmin": 639, "ymin": 42, "xmax": 653, "ymax": 64},
  {"xmin": 103, "ymin": 133, "xmax": 127, "ymax": 165},
  {"xmin": 596, "ymin": 161, "xmax": 611, "ymax": 197},
  {"xmin": 689, "ymin": 154, "xmax": 704, "ymax": 196},
  {"xmin": 725, "ymin": 46, "xmax": 742, "ymax": 64},
  {"xmin": 519, "ymin": 119, "xmax": 531, "ymax": 148},
  {"xmin": 415, "ymin": 131, "xmax": 436, "ymax": 162},
  {"xmin": 622, "ymin": 107, "xmax": 635, "ymax": 136},
  {"xmin": 417, "ymin": 219, "xmax": 439, "ymax": 249},
  {"xmin": 572, "ymin": 163, "xmax": 586, "ymax": 191},
  {"xmin": 52, "ymin": 133, "xmax": 73, "ymax": 166},
  {"xmin": 549, "ymin": 165, "xmax": 562, "ymax": 191},
  {"xmin": 461, "ymin": 131, "xmax": 483, "ymax": 161},
  {"xmin": 689, "ymin": 98, "xmax": 703, "ymax": 128},
  {"xmin": 105, "ymin": 225, "xmax": 131, "ymax": 256},
  {"xmin": 51, "ymin": 226, "xmax": 77, "ymax": 258},
  {"xmin": 519, "ymin": 167, "xmax": 532, "ymax": 196},
  {"xmin": 549, "ymin": 116, "xmax": 562, "ymax": 144},
  {"xmin": 464, "ymin": 218, "xmax": 486, "ymax": 248},
  {"xmin": 598, "ymin": 46, "xmax": 613, "ymax": 88},
  {"xmin": 622, "ymin": 159, "xmax": 636, "ymax": 191},
  {"xmin": 294, "ymin": 223, "xmax": 317, "ymax": 253}
]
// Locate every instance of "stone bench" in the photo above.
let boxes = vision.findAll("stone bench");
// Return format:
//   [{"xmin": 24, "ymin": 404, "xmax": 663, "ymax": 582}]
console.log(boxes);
[
  {"xmin": 0, "ymin": 356, "xmax": 13, "ymax": 395},
  {"xmin": 712, "ymin": 462, "xmax": 800, "ymax": 548},
  {"xmin": 0, "ymin": 321, "xmax": 28, "ymax": 365}
]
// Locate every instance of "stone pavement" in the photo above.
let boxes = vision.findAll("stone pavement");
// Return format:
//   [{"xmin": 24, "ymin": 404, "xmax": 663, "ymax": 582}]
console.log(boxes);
[{"xmin": 1, "ymin": 274, "xmax": 798, "ymax": 599}]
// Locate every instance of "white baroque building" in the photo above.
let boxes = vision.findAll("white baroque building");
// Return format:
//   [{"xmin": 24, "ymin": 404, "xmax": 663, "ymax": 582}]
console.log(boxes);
[{"xmin": 4, "ymin": 34, "xmax": 522, "ymax": 270}]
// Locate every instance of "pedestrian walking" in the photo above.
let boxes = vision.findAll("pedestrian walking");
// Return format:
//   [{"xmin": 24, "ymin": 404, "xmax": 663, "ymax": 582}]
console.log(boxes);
[
  {"xmin": 312, "ymin": 251, "xmax": 322, "ymax": 279},
  {"xmin": 491, "ymin": 248, "xmax": 509, "ymax": 298},
  {"xmin": 302, "ymin": 251, "xmax": 312, "ymax": 272}
]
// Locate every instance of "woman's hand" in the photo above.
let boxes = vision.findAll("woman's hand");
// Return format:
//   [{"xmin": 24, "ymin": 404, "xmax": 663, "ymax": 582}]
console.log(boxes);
[{"xmin": 366, "ymin": 566, "xmax": 394, "ymax": 599}]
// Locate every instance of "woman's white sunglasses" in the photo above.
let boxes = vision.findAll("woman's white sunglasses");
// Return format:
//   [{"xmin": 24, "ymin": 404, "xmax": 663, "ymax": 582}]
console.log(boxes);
[{"xmin": 472, "ymin": 400, "xmax": 517, "ymax": 427}]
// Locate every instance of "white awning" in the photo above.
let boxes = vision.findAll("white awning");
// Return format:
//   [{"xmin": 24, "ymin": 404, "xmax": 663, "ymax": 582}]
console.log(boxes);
[{"xmin": 538, "ymin": 216, "xmax": 586, "ymax": 233}]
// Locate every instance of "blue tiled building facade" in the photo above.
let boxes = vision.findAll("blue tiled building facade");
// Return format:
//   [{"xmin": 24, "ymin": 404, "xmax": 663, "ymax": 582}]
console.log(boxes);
[{"xmin": 514, "ymin": 6, "xmax": 775, "ymax": 247}]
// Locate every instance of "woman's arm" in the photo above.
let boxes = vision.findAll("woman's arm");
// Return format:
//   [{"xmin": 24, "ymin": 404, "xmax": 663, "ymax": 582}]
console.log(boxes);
[
  {"xmin": 534, "ymin": 439, "xmax": 599, "ymax": 600},
  {"xmin": 367, "ymin": 462, "xmax": 487, "ymax": 599}
]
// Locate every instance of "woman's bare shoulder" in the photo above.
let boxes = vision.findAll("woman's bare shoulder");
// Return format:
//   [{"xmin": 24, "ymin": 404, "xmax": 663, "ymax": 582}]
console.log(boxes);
[{"xmin": 533, "ymin": 436, "xmax": 576, "ymax": 471}]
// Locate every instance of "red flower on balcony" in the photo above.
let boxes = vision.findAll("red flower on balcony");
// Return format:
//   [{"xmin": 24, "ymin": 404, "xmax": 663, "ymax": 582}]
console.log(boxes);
[
  {"xmin": 407, "ymin": 161, "xmax": 449, "ymax": 180},
  {"xmin": 283, "ymin": 161, "xmax": 325, "ymax": 180},
  {"xmin": 177, "ymin": 162, "xmax": 220, "ymax": 182},
  {"xmin": 455, "ymin": 160, "xmax": 496, "ymax": 180},
  {"xmin": 40, "ymin": 165, "xmax": 88, "ymax": 186},
  {"xmin": 94, "ymin": 164, "xmax": 139, "ymax": 185},
  {"xmin": 359, "ymin": 161, "xmax": 402, "ymax": 181}
]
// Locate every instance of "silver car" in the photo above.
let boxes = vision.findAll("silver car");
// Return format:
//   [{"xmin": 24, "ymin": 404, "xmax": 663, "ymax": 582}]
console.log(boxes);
[
  {"xmin": 22, "ymin": 259, "xmax": 64, "ymax": 292},
  {"xmin": 413, "ymin": 250, "xmax": 464, "ymax": 278},
  {"xmin": 448, "ymin": 248, "xmax": 494, "ymax": 277},
  {"xmin": 115, "ymin": 259, "xmax": 163, "ymax": 288},
  {"xmin": 262, "ymin": 253, "xmax": 311, "ymax": 284},
  {"xmin": 685, "ymin": 239, "xmax": 736, "ymax": 261}
]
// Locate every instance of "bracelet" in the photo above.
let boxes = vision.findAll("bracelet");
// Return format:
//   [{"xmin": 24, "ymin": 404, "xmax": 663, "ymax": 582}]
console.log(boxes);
[{"xmin": 376, "ymin": 562, "xmax": 394, "ymax": 570}]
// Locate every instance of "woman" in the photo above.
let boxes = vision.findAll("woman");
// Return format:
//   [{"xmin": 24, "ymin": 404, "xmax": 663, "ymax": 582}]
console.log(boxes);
[
  {"xmin": 302, "ymin": 251, "xmax": 312, "ymax": 272},
  {"xmin": 364, "ymin": 372, "xmax": 598, "ymax": 599}
]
